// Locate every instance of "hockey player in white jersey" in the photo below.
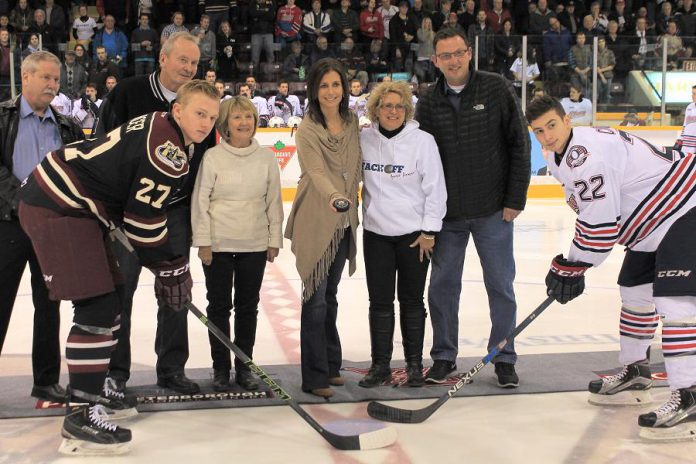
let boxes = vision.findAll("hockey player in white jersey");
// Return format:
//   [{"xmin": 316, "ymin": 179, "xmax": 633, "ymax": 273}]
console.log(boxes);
[
  {"xmin": 267, "ymin": 81, "xmax": 302, "ymax": 124},
  {"xmin": 348, "ymin": 79, "xmax": 368, "ymax": 119},
  {"xmin": 527, "ymin": 95, "xmax": 696, "ymax": 442},
  {"xmin": 239, "ymin": 83, "xmax": 270, "ymax": 127},
  {"xmin": 674, "ymin": 85, "xmax": 696, "ymax": 151}
]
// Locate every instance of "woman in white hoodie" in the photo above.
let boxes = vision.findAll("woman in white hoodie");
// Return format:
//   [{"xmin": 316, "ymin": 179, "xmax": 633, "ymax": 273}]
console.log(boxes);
[
  {"xmin": 191, "ymin": 96, "xmax": 284, "ymax": 393},
  {"xmin": 359, "ymin": 81, "xmax": 447, "ymax": 388}
]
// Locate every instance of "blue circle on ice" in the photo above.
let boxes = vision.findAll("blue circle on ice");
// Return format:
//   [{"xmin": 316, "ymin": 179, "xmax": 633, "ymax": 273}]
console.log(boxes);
[{"xmin": 323, "ymin": 419, "xmax": 387, "ymax": 434}]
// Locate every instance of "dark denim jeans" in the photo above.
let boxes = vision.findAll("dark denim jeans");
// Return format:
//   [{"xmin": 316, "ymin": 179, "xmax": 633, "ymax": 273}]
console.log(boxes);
[
  {"xmin": 300, "ymin": 232, "xmax": 349, "ymax": 391},
  {"xmin": 428, "ymin": 211, "xmax": 518, "ymax": 364}
]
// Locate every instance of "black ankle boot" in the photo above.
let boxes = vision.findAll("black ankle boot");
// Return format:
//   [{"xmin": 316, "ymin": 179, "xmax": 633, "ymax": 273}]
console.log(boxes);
[
  {"xmin": 406, "ymin": 362, "xmax": 425, "ymax": 387},
  {"xmin": 213, "ymin": 370, "xmax": 231, "ymax": 392},
  {"xmin": 359, "ymin": 364, "xmax": 392, "ymax": 388},
  {"xmin": 236, "ymin": 370, "xmax": 259, "ymax": 391}
]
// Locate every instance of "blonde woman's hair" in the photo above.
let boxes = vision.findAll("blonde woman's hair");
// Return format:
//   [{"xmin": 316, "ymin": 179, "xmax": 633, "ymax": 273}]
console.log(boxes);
[
  {"xmin": 366, "ymin": 80, "xmax": 415, "ymax": 124},
  {"xmin": 216, "ymin": 96, "xmax": 259, "ymax": 141},
  {"xmin": 175, "ymin": 79, "xmax": 220, "ymax": 106}
]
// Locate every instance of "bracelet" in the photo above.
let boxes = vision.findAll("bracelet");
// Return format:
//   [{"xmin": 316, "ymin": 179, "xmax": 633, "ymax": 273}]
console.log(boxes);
[{"xmin": 420, "ymin": 233, "xmax": 435, "ymax": 240}]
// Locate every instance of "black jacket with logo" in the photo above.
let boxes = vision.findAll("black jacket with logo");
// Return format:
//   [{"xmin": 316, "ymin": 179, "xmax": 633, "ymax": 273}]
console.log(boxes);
[{"xmin": 415, "ymin": 69, "xmax": 530, "ymax": 220}]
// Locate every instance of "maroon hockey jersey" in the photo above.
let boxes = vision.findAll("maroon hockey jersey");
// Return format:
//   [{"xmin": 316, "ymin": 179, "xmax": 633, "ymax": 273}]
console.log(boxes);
[{"xmin": 18, "ymin": 112, "xmax": 190, "ymax": 266}]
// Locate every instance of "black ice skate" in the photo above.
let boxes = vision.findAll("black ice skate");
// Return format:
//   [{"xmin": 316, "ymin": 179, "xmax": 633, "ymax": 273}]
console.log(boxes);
[
  {"xmin": 59, "ymin": 403, "xmax": 132, "ymax": 456},
  {"xmin": 638, "ymin": 386, "xmax": 696, "ymax": 442},
  {"xmin": 97, "ymin": 377, "xmax": 139, "ymax": 420},
  {"xmin": 587, "ymin": 361, "xmax": 653, "ymax": 406}
]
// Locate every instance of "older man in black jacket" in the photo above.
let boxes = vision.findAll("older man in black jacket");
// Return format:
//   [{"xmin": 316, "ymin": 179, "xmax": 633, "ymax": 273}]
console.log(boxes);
[
  {"xmin": 415, "ymin": 28, "xmax": 530, "ymax": 388},
  {"xmin": 0, "ymin": 51, "xmax": 84, "ymax": 403}
]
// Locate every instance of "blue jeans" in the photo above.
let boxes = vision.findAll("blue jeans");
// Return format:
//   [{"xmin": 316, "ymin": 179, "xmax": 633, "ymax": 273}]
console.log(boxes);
[
  {"xmin": 428, "ymin": 211, "xmax": 518, "ymax": 364},
  {"xmin": 300, "ymin": 232, "xmax": 349, "ymax": 391}
]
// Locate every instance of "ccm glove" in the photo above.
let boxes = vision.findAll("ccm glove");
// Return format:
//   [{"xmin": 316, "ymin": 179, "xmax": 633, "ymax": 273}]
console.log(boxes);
[
  {"xmin": 151, "ymin": 256, "xmax": 193, "ymax": 311},
  {"xmin": 545, "ymin": 254, "xmax": 592, "ymax": 304}
]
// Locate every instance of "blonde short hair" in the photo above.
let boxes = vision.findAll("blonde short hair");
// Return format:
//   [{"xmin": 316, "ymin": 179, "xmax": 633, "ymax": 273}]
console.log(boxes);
[
  {"xmin": 216, "ymin": 96, "xmax": 259, "ymax": 141},
  {"xmin": 161, "ymin": 31, "xmax": 199, "ymax": 56},
  {"xmin": 175, "ymin": 79, "xmax": 220, "ymax": 106},
  {"xmin": 366, "ymin": 81, "xmax": 415, "ymax": 123},
  {"xmin": 21, "ymin": 50, "xmax": 61, "ymax": 74}
]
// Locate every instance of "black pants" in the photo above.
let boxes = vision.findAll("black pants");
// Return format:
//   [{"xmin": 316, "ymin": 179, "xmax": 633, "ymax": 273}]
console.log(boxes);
[
  {"xmin": 108, "ymin": 205, "xmax": 192, "ymax": 381},
  {"xmin": 0, "ymin": 219, "xmax": 61, "ymax": 386},
  {"xmin": 300, "ymin": 232, "xmax": 349, "ymax": 391},
  {"xmin": 363, "ymin": 230, "xmax": 429, "ymax": 364},
  {"xmin": 202, "ymin": 251, "xmax": 266, "ymax": 373}
]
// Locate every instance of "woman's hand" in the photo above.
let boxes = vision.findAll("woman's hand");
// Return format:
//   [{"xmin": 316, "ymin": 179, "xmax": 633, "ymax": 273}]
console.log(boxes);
[
  {"xmin": 198, "ymin": 246, "xmax": 213, "ymax": 266},
  {"xmin": 410, "ymin": 233, "xmax": 435, "ymax": 262},
  {"xmin": 329, "ymin": 194, "xmax": 352, "ymax": 212},
  {"xmin": 267, "ymin": 247, "xmax": 279, "ymax": 263}
]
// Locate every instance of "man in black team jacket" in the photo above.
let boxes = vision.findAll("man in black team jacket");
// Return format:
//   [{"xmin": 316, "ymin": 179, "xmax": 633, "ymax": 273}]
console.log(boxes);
[
  {"xmin": 18, "ymin": 80, "xmax": 220, "ymax": 456},
  {"xmin": 95, "ymin": 31, "xmax": 216, "ymax": 395},
  {"xmin": 415, "ymin": 28, "xmax": 531, "ymax": 388}
]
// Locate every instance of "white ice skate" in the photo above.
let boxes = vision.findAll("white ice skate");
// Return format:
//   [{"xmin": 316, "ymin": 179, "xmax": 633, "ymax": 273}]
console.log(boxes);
[
  {"xmin": 587, "ymin": 362, "xmax": 653, "ymax": 406},
  {"xmin": 638, "ymin": 387, "xmax": 696, "ymax": 442}
]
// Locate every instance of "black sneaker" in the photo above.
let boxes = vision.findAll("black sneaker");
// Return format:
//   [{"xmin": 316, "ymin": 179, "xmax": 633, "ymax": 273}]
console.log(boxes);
[
  {"xmin": 494, "ymin": 362, "xmax": 519, "ymax": 388},
  {"xmin": 59, "ymin": 404, "xmax": 132, "ymax": 456},
  {"xmin": 425, "ymin": 360, "xmax": 457, "ymax": 384},
  {"xmin": 358, "ymin": 364, "xmax": 392, "ymax": 388},
  {"xmin": 157, "ymin": 374, "xmax": 200, "ymax": 394},
  {"xmin": 31, "ymin": 383, "xmax": 67, "ymax": 403},
  {"xmin": 98, "ymin": 377, "xmax": 138, "ymax": 420}
]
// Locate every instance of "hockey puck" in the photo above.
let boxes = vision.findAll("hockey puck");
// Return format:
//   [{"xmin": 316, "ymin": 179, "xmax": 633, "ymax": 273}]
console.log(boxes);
[{"xmin": 333, "ymin": 199, "xmax": 350, "ymax": 212}]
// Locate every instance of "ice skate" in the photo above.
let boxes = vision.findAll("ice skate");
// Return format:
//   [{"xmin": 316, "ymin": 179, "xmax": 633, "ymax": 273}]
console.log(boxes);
[
  {"xmin": 58, "ymin": 404, "xmax": 132, "ymax": 455},
  {"xmin": 638, "ymin": 386, "xmax": 696, "ymax": 442},
  {"xmin": 587, "ymin": 361, "xmax": 653, "ymax": 406},
  {"xmin": 97, "ymin": 377, "xmax": 139, "ymax": 420}
]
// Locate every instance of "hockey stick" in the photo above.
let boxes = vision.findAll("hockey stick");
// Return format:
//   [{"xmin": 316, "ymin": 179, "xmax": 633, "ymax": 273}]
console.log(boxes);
[
  {"xmin": 185, "ymin": 302, "xmax": 397, "ymax": 450},
  {"xmin": 367, "ymin": 296, "xmax": 555, "ymax": 424}
]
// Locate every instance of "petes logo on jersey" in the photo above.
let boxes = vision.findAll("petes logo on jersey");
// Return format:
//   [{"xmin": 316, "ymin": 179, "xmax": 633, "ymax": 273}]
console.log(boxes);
[
  {"xmin": 566, "ymin": 145, "xmax": 590, "ymax": 169},
  {"xmin": 157, "ymin": 141, "xmax": 186, "ymax": 170},
  {"xmin": 149, "ymin": 140, "xmax": 189, "ymax": 178},
  {"xmin": 567, "ymin": 193, "xmax": 579, "ymax": 213}
]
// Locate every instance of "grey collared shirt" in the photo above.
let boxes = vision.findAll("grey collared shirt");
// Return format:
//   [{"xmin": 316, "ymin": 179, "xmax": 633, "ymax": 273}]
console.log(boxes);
[{"xmin": 12, "ymin": 97, "xmax": 63, "ymax": 181}]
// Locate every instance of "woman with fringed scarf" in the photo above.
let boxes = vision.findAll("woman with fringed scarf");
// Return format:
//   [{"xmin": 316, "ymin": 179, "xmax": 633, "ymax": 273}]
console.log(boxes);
[{"xmin": 284, "ymin": 58, "xmax": 362, "ymax": 399}]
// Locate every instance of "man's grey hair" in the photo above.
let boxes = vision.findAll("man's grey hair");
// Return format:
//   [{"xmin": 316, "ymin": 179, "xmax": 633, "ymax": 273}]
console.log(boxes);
[
  {"xmin": 21, "ymin": 50, "xmax": 61, "ymax": 74},
  {"xmin": 161, "ymin": 31, "xmax": 199, "ymax": 56}
]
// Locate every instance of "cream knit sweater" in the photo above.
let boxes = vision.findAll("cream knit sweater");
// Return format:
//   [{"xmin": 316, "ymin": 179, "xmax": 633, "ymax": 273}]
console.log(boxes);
[{"xmin": 191, "ymin": 139, "xmax": 284, "ymax": 252}]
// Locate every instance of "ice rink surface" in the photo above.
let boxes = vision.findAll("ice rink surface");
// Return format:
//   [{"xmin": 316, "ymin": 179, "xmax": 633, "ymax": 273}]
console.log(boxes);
[{"xmin": 1, "ymin": 200, "xmax": 694, "ymax": 464}]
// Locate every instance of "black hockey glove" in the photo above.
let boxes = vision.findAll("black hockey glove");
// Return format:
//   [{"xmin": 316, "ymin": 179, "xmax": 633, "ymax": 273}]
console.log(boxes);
[
  {"xmin": 151, "ymin": 256, "xmax": 192, "ymax": 311},
  {"xmin": 545, "ymin": 254, "xmax": 592, "ymax": 304}
]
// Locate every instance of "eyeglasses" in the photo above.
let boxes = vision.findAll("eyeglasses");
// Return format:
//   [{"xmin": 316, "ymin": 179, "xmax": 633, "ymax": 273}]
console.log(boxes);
[
  {"xmin": 380, "ymin": 103, "xmax": 406, "ymax": 112},
  {"xmin": 435, "ymin": 48, "xmax": 469, "ymax": 61}
]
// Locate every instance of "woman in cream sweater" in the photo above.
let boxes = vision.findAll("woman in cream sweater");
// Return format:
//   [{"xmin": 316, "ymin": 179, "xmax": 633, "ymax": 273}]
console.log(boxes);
[{"xmin": 191, "ymin": 96, "xmax": 284, "ymax": 392}]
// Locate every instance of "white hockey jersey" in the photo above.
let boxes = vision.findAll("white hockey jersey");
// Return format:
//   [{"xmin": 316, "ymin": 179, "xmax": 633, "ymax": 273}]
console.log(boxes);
[
  {"xmin": 267, "ymin": 94, "xmax": 302, "ymax": 122},
  {"xmin": 348, "ymin": 94, "xmax": 368, "ymax": 119},
  {"xmin": 548, "ymin": 127, "xmax": 696, "ymax": 267},
  {"xmin": 560, "ymin": 97, "xmax": 593, "ymax": 126},
  {"xmin": 684, "ymin": 102, "xmax": 696, "ymax": 128},
  {"xmin": 681, "ymin": 121, "xmax": 696, "ymax": 156},
  {"xmin": 251, "ymin": 96, "xmax": 270, "ymax": 122}
]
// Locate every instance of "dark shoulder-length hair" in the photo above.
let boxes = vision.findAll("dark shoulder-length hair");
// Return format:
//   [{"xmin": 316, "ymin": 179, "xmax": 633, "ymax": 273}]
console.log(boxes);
[{"xmin": 305, "ymin": 58, "xmax": 351, "ymax": 128}]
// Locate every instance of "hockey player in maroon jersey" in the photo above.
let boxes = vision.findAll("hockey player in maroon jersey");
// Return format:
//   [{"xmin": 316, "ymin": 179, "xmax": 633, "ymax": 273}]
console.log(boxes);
[
  {"xmin": 16, "ymin": 80, "xmax": 220, "ymax": 455},
  {"xmin": 527, "ymin": 95, "xmax": 696, "ymax": 442}
]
